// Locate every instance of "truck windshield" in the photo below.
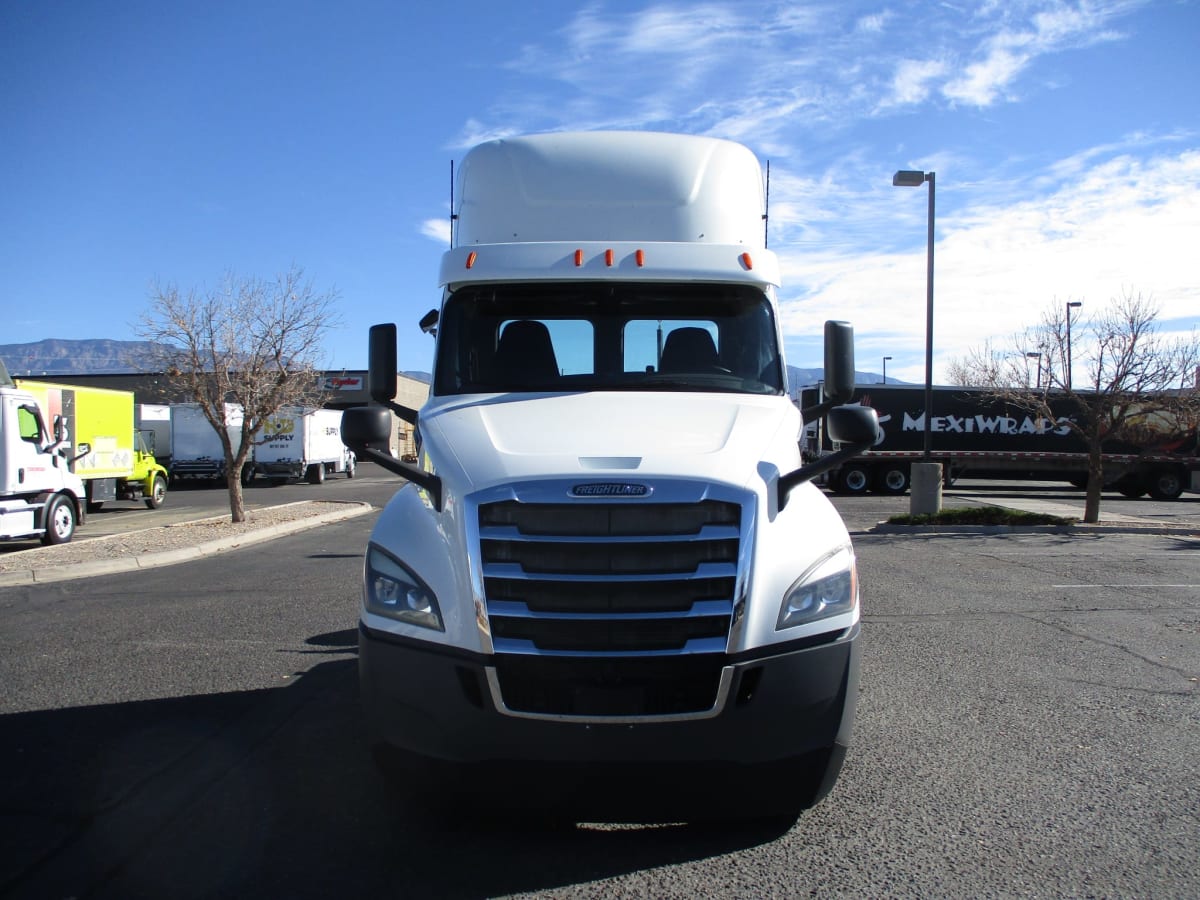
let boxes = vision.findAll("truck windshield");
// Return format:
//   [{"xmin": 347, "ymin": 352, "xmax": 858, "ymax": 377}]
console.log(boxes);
[{"xmin": 433, "ymin": 283, "xmax": 784, "ymax": 396}]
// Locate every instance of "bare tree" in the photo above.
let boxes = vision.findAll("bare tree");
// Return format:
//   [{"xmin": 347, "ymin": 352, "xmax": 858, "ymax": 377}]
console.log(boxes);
[
  {"xmin": 947, "ymin": 290, "xmax": 1199, "ymax": 522},
  {"xmin": 136, "ymin": 266, "xmax": 342, "ymax": 522}
]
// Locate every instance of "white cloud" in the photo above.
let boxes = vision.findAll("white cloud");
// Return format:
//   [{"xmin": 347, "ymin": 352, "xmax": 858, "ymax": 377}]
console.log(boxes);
[
  {"xmin": 421, "ymin": 218, "xmax": 451, "ymax": 244},
  {"xmin": 778, "ymin": 149, "xmax": 1200, "ymax": 382}
]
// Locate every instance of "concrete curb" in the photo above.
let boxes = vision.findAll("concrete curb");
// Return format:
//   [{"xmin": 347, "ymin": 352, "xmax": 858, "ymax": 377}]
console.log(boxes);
[
  {"xmin": 0, "ymin": 502, "xmax": 374, "ymax": 586},
  {"xmin": 870, "ymin": 522, "xmax": 1198, "ymax": 536}
]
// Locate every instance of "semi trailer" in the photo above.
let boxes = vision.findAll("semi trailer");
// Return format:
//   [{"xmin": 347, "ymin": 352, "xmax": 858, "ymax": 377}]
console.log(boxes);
[
  {"xmin": 801, "ymin": 383, "xmax": 1199, "ymax": 499},
  {"xmin": 339, "ymin": 131, "xmax": 879, "ymax": 819}
]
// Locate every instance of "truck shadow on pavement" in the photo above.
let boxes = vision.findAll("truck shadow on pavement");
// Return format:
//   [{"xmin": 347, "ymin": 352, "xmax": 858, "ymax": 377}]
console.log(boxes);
[{"xmin": 1, "ymin": 642, "xmax": 791, "ymax": 900}]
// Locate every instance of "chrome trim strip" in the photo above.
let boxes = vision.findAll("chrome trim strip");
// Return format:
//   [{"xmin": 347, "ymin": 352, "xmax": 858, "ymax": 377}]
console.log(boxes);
[
  {"xmin": 484, "ymin": 665, "xmax": 735, "ymax": 723},
  {"xmin": 486, "ymin": 598, "xmax": 733, "ymax": 619},
  {"xmin": 479, "ymin": 524, "xmax": 741, "ymax": 543},
  {"xmin": 491, "ymin": 636, "xmax": 729, "ymax": 656},
  {"xmin": 482, "ymin": 562, "xmax": 738, "ymax": 581}
]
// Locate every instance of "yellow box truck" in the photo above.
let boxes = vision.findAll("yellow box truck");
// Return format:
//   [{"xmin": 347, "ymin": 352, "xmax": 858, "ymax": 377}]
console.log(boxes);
[{"xmin": 15, "ymin": 380, "xmax": 168, "ymax": 511}]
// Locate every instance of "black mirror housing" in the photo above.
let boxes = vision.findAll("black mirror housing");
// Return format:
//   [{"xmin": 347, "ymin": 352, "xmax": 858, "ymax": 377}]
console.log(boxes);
[
  {"xmin": 826, "ymin": 404, "xmax": 879, "ymax": 447},
  {"xmin": 341, "ymin": 407, "xmax": 393, "ymax": 453},
  {"xmin": 368, "ymin": 324, "xmax": 398, "ymax": 403},
  {"xmin": 822, "ymin": 321, "xmax": 856, "ymax": 405}
]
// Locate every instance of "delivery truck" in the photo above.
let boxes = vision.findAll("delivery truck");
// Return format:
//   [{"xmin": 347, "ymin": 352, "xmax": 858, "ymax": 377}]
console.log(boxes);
[
  {"xmin": 0, "ymin": 360, "xmax": 87, "ymax": 543},
  {"xmin": 169, "ymin": 402, "xmax": 253, "ymax": 484},
  {"xmin": 255, "ymin": 407, "xmax": 356, "ymax": 483},
  {"xmin": 16, "ymin": 379, "xmax": 168, "ymax": 511},
  {"xmin": 800, "ymin": 383, "xmax": 1199, "ymax": 499},
  {"xmin": 339, "ymin": 131, "xmax": 879, "ymax": 819}
]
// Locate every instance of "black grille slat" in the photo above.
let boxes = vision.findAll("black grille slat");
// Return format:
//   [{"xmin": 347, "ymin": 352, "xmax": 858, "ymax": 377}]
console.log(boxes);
[
  {"xmin": 482, "ymin": 537, "xmax": 737, "ymax": 575},
  {"xmin": 491, "ymin": 614, "xmax": 730, "ymax": 652},
  {"xmin": 484, "ymin": 575, "xmax": 734, "ymax": 613}
]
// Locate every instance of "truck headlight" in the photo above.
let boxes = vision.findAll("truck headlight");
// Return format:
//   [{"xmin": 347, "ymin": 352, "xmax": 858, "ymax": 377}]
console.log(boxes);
[
  {"xmin": 777, "ymin": 545, "xmax": 857, "ymax": 630},
  {"xmin": 365, "ymin": 545, "xmax": 444, "ymax": 631}
]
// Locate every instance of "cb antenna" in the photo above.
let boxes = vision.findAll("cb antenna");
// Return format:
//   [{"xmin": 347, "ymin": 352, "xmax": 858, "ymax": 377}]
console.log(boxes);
[
  {"xmin": 763, "ymin": 160, "xmax": 770, "ymax": 249},
  {"xmin": 449, "ymin": 159, "xmax": 457, "ymax": 248}
]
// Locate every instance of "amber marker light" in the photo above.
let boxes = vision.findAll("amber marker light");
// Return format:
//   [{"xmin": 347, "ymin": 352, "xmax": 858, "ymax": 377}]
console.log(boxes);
[
  {"xmin": 740, "ymin": 252, "xmax": 753, "ymax": 270},
  {"xmin": 635, "ymin": 249, "xmax": 645, "ymax": 267},
  {"xmin": 465, "ymin": 251, "xmax": 477, "ymax": 269},
  {"xmin": 574, "ymin": 249, "xmax": 584, "ymax": 266},
  {"xmin": 605, "ymin": 249, "xmax": 614, "ymax": 266}
]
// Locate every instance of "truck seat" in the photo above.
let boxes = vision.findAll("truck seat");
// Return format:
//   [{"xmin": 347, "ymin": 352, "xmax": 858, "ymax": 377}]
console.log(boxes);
[
  {"xmin": 659, "ymin": 327, "xmax": 719, "ymax": 374},
  {"xmin": 495, "ymin": 320, "xmax": 560, "ymax": 384}
]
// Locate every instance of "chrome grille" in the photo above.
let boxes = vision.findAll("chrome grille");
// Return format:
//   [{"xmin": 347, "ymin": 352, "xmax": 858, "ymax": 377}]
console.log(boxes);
[{"xmin": 479, "ymin": 500, "xmax": 740, "ymax": 656}]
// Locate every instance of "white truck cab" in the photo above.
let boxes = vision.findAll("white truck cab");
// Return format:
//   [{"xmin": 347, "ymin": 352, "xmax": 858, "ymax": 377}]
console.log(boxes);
[
  {"xmin": 0, "ymin": 360, "xmax": 87, "ymax": 544},
  {"xmin": 342, "ymin": 132, "xmax": 878, "ymax": 818}
]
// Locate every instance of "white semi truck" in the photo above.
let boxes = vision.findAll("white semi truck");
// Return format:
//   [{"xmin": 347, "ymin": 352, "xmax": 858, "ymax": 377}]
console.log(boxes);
[
  {"xmin": 340, "ymin": 131, "xmax": 878, "ymax": 819},
  {"xmin": 255, "ymin": 407, "xmax": 356, "ymax": 484},
  {"xmin": 0, "ymin": 359, "xmax": 87, "ymax": 544}
]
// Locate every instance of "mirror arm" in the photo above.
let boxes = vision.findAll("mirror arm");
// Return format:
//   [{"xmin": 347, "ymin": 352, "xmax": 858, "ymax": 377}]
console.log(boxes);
[
  {"xmin": 351, "ymin": 446, "xmax": 443, "ymax": 511},
  {"xmin": 778, "ymin": 437, "xmax": 874, "ymax": 511},
  {"xmin": 382, "ymin": 400, "xmax": 419, "ymax": 426}
]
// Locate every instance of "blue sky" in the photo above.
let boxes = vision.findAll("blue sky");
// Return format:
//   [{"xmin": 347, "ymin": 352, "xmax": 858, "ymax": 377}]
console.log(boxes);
[{"xmin": 3, "ymin": 0, "xmax": 1197, "ymax": 383}]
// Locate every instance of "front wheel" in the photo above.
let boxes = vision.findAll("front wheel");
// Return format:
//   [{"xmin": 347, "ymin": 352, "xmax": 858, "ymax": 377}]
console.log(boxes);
[
  {"xmin": 42, "ymin": 495, "xmax": 77, "ymax": 545},
  {"xmin": 307, "ymin": 463, "xmax": 326, "ymax": 485},
  {"xmin": 346, "ymin": 457, "xmax": 356, "ymax": 479},
  {"xmin": 145, "ymin": 474, "xmax": 167, "ymax": 509},
  {"xmin": 837, "ymin": 465, "xmax": 871, "ymax": 495}
]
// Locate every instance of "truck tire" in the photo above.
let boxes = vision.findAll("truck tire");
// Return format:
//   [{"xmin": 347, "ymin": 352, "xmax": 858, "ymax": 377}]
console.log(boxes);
[
  {"xmin": 346, "ymin": 457, "xmax": 356, "ymax": 479},
  {"xmin": 145, "ymin": 474, "xmax": 167, "ymax": 509},
  {"xmin": 42, "ymin": 495, "xmax": 77, "ymax": 545},
  {"xmin": 307, "ymin": 463, "xmax": 325, "ymax": 485},
  {"xmin": 873, "ymin": 464, "xmax": 909, "ymax": 495},
  {"xmin": 837, "ymin": 465, "xmax": 871, "ymax": 495},
  {"xmin": 1147, "ymin": 468, "xmax": 1185, "ymax": 501},
  {"xmin": 241, "ymin": 464, "xmax": 255, "ymax": 487}
]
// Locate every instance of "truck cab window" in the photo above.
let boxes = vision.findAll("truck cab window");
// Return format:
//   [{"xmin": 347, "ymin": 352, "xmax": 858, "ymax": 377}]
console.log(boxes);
[
  {"xmin": 434, "ymin": 283, "xmax": 783, "ymax": 396},
  {"xmin": 17, "ymin": 405, "xmax": 44, "ymax": 443}
]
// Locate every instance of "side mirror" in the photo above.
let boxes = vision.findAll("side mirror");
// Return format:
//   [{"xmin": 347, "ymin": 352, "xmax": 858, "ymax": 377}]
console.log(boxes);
[
  {"xmin": 826, "ymin": 404, "xmax": 878, "ymax": 447},
  {"xmin": 419, "ymin": 309, "xmax": 439, "ymax": 336},
  {"xmin": 800, "ymin": 321, "xmax": 857, "ymax": 420},
  {"xmin": 72, "ymin": 441, "xmax": 92, "ymax": 462},
  {"xmin": 341, "ymin": 406, "xmax": 393, "ymax": 451},
  {"xmin": 821, "ymin": 321, "xmax": 856, "ymax": 405},
  {"xmin": 368, "ymin": 324, "xmax": 398, "ymax": 403}
]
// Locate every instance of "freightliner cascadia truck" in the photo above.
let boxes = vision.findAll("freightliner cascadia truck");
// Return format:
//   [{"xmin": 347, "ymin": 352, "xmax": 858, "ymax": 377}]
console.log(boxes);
[
  {"xmin": 801, "ymin": 383, "xmax": 1199, "ymax": 499},
  {"xmin": 340, "ymin": 131, "xmax": 879, "ymax": 819}
]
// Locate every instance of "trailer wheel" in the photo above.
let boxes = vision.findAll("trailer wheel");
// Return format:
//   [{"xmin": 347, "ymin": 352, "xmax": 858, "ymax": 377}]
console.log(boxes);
[
  {"xmin": 42, "ymin": 495, "xmax": 77, "ymax": 545},
  {"xmin": 873, "ymin": 465, "xmax": 910, "ymax": 495},
  {"xmin": 145, "ymin": 474, "xmax": 167, "ymax": 509},
  {"xmin": 1147, "ymin": 468, "xmax": 1185, "ymax": 501},
  {"xmin": 837, "ymin": 465, "xmax": 871, "ymax": 495},
  {"xmin": 346, "ymin": 456, "xmax": 356, "ymax": 479},
  {"xmin": 307, "ymin": 463, "xmax": 326, "ymax": 485}
]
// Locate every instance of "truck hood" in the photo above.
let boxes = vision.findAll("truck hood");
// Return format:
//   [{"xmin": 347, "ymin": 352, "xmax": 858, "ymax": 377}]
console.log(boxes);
[{"xmin": 421, "ymin": 392, "xmax": 799, "ymax": 493}]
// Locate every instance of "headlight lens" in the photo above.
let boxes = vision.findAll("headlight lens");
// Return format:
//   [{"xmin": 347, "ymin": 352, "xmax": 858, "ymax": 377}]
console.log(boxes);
[
  {"xmin": 777, "ymin": 546, "xmax": 858, "ymax": 630},
  {"xmin": 365, "ymin": 545, "xmax": 443, "ymax": 631}
]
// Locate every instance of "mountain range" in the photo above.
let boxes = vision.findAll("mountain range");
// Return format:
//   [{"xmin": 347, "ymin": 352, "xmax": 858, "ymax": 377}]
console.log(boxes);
[{"xmin": 0, "ymin": 338, "xmax": 891, "ymax": 390}]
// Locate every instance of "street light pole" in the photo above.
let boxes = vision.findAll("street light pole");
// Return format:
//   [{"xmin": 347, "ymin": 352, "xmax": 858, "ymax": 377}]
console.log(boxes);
[
  {"xmin": 893, "ymin": 168, "xmax": 938, "ymax": 512},
  {"xmin": 1026, "ymin": 351, "xmax": 1042, "ymax": 389},
  {"xmin": 882, "ymin": 356, "xmax": 892, "ymax": 384},
  {"xmin": 1066, "ymin": 301, "xmax": 1082, "ymax": 390}
]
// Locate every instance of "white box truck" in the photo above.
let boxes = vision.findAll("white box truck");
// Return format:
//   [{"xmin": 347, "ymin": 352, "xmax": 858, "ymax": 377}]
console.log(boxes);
[
  {"xmin": 169, "ymin": 403, "xmax": 252, "ymax": 484},
  {"xmin": 340, "ymin": 132, "xmax": 878, "ymax": 819},
  {"xmin": 255, "ymin": 407, "xmax": 356, "ymax": 483}
]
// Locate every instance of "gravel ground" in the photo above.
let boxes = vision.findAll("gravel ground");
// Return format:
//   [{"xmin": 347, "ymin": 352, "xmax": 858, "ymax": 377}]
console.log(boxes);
[{"xmin": 0, "ymin": 501, "xmax": 355, "ymax": 574}]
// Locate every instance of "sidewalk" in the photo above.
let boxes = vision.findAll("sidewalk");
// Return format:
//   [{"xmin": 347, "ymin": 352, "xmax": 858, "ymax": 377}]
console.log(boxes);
[{"xmin": 0, "ymin": 501, "xmax": 374, "ymax": 586}]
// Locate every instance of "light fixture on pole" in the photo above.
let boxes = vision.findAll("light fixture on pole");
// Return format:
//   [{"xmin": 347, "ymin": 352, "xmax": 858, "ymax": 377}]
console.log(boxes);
[
  {"xmin": 893, "ymin": 168, "xmax": 938, "ymax": 513},
  {"xmin": 1065, "ymin": 301, "xmax": 1082, "ymax": 390},
  {"xmin": 882, "ymin": 356, "xmax": 892, "ymax": 384},
  {"xmin": 1026, "ymin": 351, "xmax": 1042, "ymax": 389}
]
